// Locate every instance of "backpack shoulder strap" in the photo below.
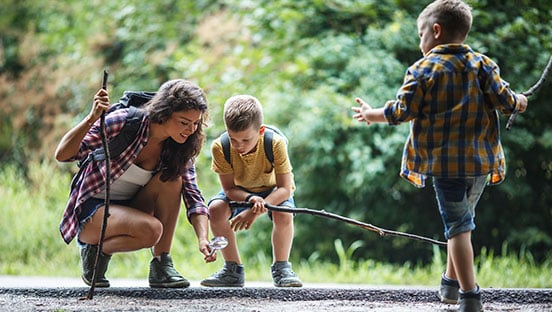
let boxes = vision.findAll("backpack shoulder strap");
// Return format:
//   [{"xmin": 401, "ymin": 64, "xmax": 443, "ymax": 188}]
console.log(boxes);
[
  {"xmin": 107, "ymin": 106, "xmax": 146, "ymax": 159},
  {"xmin": 263, "ymin": 128, "xmax": 274, "ymax": 165},
  {"xmin": 220, "ymin": 131, "xmax": 232, "ymax": 165}
]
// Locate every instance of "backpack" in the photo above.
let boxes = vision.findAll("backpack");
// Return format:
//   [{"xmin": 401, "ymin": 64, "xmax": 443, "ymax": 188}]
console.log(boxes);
[
  {"xmin": 71, "ymin": 91, "xmax": 154, "ymax": 189},
  {"xmin": 220, "ymin": 125, "xmax": 288, "ymax": 167}
]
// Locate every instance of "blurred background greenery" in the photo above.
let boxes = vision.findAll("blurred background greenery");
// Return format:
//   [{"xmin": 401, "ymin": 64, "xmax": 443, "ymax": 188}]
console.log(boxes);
[{"xmin": 1, "ymin": 0, "xmax": 551, "ymax": 286}]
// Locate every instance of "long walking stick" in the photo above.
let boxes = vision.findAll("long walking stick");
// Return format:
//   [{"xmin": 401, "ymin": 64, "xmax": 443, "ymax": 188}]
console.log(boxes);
[
  {"xmin": 506, "ymin": 55, "xmax": 552, "ymax": 130},
  {"xmin": 84, "ymin": 70, "xmax": 111, "ymax": 300},
  {"xmin": 229, "ymin": 201, "xmax": 447, "ymax": 246}
]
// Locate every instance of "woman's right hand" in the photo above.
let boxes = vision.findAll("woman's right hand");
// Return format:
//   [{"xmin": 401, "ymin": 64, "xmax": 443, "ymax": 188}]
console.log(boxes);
[{"xmin": 87, "ymin": 89, "xmax": 110, "ymax": 125}]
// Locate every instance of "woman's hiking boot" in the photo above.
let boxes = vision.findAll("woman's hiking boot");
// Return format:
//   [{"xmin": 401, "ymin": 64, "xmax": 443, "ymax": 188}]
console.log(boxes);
[
  {"xmin": 200, "ymin": 261, "xmax": 245, "ymax": 287},
  {"xmin": 271, "ymin": 261, "xmax": 302, "ymax": 287},
  {"xmin": 439, "ymin": 273, "xmax": 460, "ymax": 304},
  {"xmin": 148, "ymin": 253, "xmax": 190, "ymax": 288},
  {"xmin": 80, "ymin": 244, "xmax": 111, "ymax": 287}
]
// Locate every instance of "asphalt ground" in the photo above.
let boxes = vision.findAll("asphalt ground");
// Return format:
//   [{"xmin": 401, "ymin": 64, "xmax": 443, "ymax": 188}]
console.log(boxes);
[{"xmin": 0, "ymin": 276, "xmax": 551, "ymax": 311}]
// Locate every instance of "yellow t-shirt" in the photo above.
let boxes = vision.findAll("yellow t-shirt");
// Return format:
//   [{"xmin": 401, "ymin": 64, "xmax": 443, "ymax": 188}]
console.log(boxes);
[{"xmin": 211, "ymin": 132, "xmax": 295, "ymax": 193}]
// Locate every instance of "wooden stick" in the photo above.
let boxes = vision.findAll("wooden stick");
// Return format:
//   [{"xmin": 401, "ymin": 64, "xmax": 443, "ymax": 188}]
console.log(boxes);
[
  {"xmin": 228, "ymin": 201, "xmax": 447, "ymax": 247},
  {"xmin": 84, "ymin": 69, "xmax": 110, "ymax": 300},
  {"xmin": 506, "ymin": 55, "xmax": 552, "ymax": 130}
]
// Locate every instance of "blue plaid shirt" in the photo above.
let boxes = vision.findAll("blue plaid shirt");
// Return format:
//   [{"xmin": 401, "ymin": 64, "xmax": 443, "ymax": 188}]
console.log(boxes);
[
  {"xmin": 59, "ymin": 108, "xmax": 208, "ymax": 244},
  {"xmin": 384, "ymin": 44, "xmax": 518, "ymax": 187}
]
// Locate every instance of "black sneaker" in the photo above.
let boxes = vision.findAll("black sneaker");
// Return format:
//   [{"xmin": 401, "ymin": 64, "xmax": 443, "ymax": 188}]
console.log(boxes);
[
  {"xmin": 148, "ymin": 253, "xmax": 190, "ymax": 288},
  {"xmin": 439, "ymin": 274, "xmax": 460, "ymax": 304},
  {"xmin": 271, "ymin": 261, "xmax": 302, "ymax": 287},
  {"xmin": 459, "ymin": 287, "xmax": 483, "ymax": 312},
  {"xmin": 200, "ymin": 261, "xmax": 245, "ymax": 287},
  {"xmin": 80, "ymin": 244, "xmax": 111, "ymax": 288}
]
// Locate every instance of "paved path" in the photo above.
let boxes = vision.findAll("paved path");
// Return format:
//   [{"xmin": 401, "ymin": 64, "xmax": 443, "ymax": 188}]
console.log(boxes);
[{"xmin": 1, "ymin": 276, "xmax": 551, "ymax": 311}]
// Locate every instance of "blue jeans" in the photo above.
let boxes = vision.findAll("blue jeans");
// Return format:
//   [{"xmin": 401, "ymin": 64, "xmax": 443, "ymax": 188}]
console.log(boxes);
[
  {"xmin": 432, "ymin": 176, "xmax": 487, "ymax": 240},
  {"xmin": 209, "ymin": 189, "xmax": 295, "ymax": 220}
]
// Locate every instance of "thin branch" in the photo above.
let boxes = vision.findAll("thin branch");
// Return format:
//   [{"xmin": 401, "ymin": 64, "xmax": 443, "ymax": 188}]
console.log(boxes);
[
  {"xmin": 229, "ymin": 201, "xmax": 447, "ymax": 247},
  {"xmin": 506, "ymin": 55, "xmax": 552, "ymax": 130}
]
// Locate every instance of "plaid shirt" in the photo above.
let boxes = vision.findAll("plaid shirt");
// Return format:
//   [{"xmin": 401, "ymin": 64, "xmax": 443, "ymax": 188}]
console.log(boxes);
[
  {"xmin": 384, "ymin": 44, "xmax": 518, "ymax": 188},
  {"xmin": 59, "ymin": 108, "xmax": 208, "ymax": 244}
]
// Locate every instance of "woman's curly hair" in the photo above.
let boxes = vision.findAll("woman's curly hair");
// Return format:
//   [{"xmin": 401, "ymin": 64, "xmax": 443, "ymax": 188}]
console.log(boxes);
[{"xmin": 145, "ymin": 79, "xmax": 209, "ymax": 181}]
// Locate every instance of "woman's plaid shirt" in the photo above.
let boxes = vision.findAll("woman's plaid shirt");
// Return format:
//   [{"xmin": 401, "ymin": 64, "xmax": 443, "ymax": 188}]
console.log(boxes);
[
  {"xmin": 59, "ymin": 108, "xmax": 208, "ymax": 244},
  {"xmin": 383, "ymin": 44, "xmax": 518, "ymax": 188}
]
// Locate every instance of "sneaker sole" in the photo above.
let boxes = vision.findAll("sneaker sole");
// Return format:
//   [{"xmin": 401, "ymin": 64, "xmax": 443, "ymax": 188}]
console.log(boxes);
[
  {"xmin": 200, "ymin": 281, "xmax": 244, "ymax": 287},
  {"xmin": 82, "ymin": 276, "xmax": 110, "ymax": 288},
  {"xmin": 149, "ymin": 280, "xmax": 190, "ymax": 288},
  {"xmin": 439, "ymin": 294, "xmax": 459, "ymax": 304},
  {"xmin": 275, "ymin": 283, "xmax": 303, "ymax": 287}
]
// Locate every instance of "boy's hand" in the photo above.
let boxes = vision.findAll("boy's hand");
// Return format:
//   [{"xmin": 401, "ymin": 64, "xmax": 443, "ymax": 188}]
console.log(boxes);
[
  {"xmin": 230, "ymin": 209, "xmax": 261, "ymax": 231},
  {"xmin": 352, "ymin": 97, "xmax": 373, "ymax": 125},
  {"xmin": 249, "ymin": 195, "xmax": 268, "ymax": 214},
  {"xmin": 516, "ymin": 94, "xmax": 528, "ymax": 113}
]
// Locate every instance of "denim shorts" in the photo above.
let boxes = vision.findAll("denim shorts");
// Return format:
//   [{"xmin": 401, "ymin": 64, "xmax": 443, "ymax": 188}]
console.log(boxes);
[
  {"xmin": 77, "ymin": 197, "xmax": 131, "ymax": 234},
  {"xmin": 208, "ymin": 189, "xmax": 295, "ymax": 220},
  {"xmin": 432, "ymin": 176, "xmax": 487, "ymax": 240}
]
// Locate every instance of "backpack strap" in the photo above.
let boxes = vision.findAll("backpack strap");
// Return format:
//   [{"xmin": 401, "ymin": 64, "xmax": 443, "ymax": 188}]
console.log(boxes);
[
  {"xmin": 220, "ymin": 128, "xmax": 276, "ymax": 167},
  {"xmin": 221, "ymin": 131, "xmax": 232, "ymax": 165},
  {"xmin": 106, "ymin": 106, "xmax": 145, "ymax": 159},
  {"xmin": 263, "ymin": 128, "xmax": 274, "ymax": 164}
]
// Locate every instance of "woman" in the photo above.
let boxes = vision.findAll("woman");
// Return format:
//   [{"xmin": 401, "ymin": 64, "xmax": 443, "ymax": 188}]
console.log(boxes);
[{"xmin": 55, "ymin": 79, "xmax": 216, "ymax": 288}]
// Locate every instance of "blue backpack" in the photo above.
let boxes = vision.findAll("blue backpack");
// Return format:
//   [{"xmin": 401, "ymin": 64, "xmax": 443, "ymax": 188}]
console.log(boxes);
[{"xmin": 220, "ymin": 125, "xmax": 288, "ymax": 167}]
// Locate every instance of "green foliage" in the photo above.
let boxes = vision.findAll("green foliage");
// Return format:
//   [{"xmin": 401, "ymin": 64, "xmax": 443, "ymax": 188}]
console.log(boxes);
[{"xmin": 1, "ymin": 0, "xmax": 551, "ymax": 273}]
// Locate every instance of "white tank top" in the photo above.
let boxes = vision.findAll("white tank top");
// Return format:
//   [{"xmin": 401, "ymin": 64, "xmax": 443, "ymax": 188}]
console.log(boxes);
[{"xmin": 93, "ymin": 164, "xmax": 153, "ymax": 200}]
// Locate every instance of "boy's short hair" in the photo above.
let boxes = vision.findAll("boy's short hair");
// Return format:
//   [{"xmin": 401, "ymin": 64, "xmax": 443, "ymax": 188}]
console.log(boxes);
[
  {"xmin": 223, "ymin": 94, "xmax": 264, "ymax": 132},
  {"xmin": 418, "ymin": 0, "xmax": 472, "ymax": 41}
]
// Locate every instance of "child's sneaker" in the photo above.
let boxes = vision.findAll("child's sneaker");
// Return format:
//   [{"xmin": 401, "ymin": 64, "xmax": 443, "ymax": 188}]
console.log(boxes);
[
  {"xmin": 200, "ymin": 261, "xmax": 245, "ymax": 287},
  {"xmin": 459, "ymin": 286, "xmax": 483, "ymax": 312},
  {"xmin": 439, "ymin": 274, "xmax": 460, "ymax": 304},
  {"xmin": 271, "ymin": 261, "xmax": 302, "ymax": 287}
]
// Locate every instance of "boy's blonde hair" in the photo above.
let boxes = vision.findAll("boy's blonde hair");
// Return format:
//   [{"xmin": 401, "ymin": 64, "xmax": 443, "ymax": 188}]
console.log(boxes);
[
  {"xmin": 223, "ymin": 94, "xmax": 264, "ymax": 132},
  {"xmin": 418, "ymin": 0, "xmax": 472, "ymax": 41}
]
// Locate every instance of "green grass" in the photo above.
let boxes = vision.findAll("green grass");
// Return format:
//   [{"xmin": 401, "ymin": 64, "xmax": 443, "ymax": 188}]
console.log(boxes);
[{"xmin": 1, "ymin": 162, "xmax": 551, "ymax": 288}]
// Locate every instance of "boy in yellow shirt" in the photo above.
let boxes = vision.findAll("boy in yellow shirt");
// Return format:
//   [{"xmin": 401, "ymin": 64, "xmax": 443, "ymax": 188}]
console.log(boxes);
[{"xmin": 201, "ymin": 94, "xmax": 302, "ymax": 287}]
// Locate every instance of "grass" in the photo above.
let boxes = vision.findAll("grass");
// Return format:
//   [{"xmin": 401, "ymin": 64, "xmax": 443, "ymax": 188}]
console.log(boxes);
[{"xmin": 1, "ymin": 162, "xmax": 551, "ymax": 288}]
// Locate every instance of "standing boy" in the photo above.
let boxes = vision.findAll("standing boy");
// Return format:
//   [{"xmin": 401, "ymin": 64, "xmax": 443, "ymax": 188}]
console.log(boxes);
[
  {"xmin": 201, "ymin": 94, "xmax": 302, "ymax": 288},
  {"xmin": 352, "ymin": 1, "xmax": 527, "ymax": 311}
]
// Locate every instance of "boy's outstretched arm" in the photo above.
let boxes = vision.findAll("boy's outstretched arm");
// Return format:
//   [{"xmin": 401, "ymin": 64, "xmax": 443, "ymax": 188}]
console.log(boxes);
[{"xmin": 352, "ymin": 97, "xmax": 387, "ymax": 125}]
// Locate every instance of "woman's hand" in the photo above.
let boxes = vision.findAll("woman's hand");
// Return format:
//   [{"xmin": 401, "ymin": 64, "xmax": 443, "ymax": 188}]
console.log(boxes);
[
  {"xmin": 87, "ymin": 89, "xmax": 110, "ymax": 125},
  {"xmin": 200, "ymin": 238, "xmax": 217, "ymax": 263}
]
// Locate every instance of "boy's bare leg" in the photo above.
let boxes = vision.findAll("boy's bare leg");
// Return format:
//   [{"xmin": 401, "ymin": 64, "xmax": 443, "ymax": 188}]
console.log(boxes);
[
  {"xmin": 448, "ymin": 231, "xmax": 476, "ymax": 291},
  {"xmin": 210, "ymin": 200, "xmax": 241, "ymax": 263},
  {"xmin": 271, "ymin": 211, "xmax": 294, "ymax": 262}
]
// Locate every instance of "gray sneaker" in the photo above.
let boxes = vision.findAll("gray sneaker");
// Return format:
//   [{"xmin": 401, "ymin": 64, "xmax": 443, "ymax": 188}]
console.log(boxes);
[
  {"xmin": 201, "ymin": 261, "xmax": 245, "ymax": 287},
  {"xmin": 439, "ymin": 274, "xmax": 460, "ymax": 304},
  {"xmin": 459, "ymin": 287, "xmax": 483, "ymax": 312},
  {"xmin": 271, "ymin": 261, "xmax": 302, "ymax": 287}
]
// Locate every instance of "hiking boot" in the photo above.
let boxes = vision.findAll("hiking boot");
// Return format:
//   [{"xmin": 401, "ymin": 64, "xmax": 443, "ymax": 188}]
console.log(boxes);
[
  {"xmin": 439, "ymin": 274, "xmax": 460, "ymax": 304},
  {"xmin": 459, "ymin": 287, "xmax": 483, "ymax": 312},
  {"xmin": 200, "ymin": 261, "xmax": 245, "ymax": 287},
  {"xmin": 80, "ymin": 244, "xmax": 111, "ymax": 288},
  {"xmin": 271, "ymin": 261, "xmax": 302, "ymax": 287},
  {"xmin": 149, "ymin": 253, "xmax": 190, "ymax": 288}
]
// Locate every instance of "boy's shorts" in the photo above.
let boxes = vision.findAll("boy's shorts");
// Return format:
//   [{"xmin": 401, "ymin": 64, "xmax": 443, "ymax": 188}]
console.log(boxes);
[
  {"xmin": 209, "ymin": 188, "xmax": 295, "ymax": 220},
  {"xmin": 432, "ymin": 176, "xmax": 487, "ymax": 240}
]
